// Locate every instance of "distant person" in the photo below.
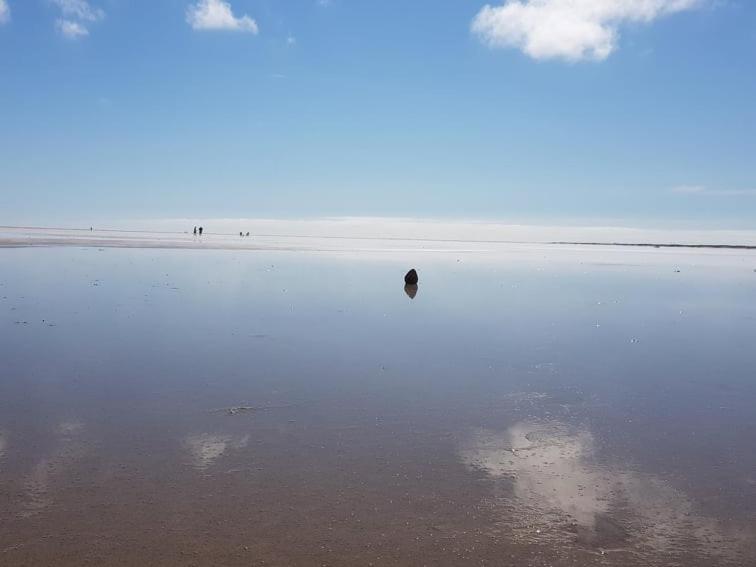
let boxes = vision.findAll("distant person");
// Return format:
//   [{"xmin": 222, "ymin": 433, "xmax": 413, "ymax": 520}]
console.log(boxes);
[
  {"xmin": 240, "ymin": 232, "xmax": 243, "ymax": 237},
  {"xmin": 193, "ymin": 226, "xmax": 197, "ymax": 235},
  {"xmin": 199, "ymin": 227, "xmax": 203, "ymax": 236},
  {"xmin": 246, "ymin": 232, "xmax": 250, "ymax": 237}
]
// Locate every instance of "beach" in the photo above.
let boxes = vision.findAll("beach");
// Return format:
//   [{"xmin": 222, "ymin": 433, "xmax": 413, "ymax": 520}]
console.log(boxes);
[{"xmin": 2, "ymin": 226, "xmax": 756, "ymax": 565}]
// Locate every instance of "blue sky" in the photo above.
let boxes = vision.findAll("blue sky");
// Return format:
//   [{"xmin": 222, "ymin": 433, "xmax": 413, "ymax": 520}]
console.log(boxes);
[{"xmin": 0, "ymin": 0, "xmax": 754, "ymax": 227}]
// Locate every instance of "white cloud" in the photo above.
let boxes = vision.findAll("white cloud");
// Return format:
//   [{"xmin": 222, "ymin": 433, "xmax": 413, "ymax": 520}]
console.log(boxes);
[
  {"xmin": 472, "ymin": 0, "xmax": 703, "ymax": 62},
  {"xmin": 57, "ymin": 19, "xmax": 88, "ymax": 39},
  {"xmin": 52, "ymin": 0, "xmax": 104, "ymax": 22},
  {"xmin": 672, "ymin": 185, "xmax": 756, "ymax": 197},
  {"xmin": 52, "ymin": 0, "xmax": 104, "ymax": 39},
  {"xmin": 186, "ymin": 0, "xmax": 259, "ymax": 33},
  {"xmin": 0, "ymin": 0, "xmax": 10, "ymax": 25}
]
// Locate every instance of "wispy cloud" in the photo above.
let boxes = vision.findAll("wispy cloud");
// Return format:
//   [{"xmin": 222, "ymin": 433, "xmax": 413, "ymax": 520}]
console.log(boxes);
[
  {"xmin": 52, "ymin": 0, "xmax": 103, "ymax": 21},
  {"xmin": 186, "ymin": 0, "xmax": 259, "ymax": 33},
  {"xmin": 52, "ymin": 0, "xmax": 104, "ymax": 39},
  {"xmin": 472, "ymin": 0, "xmax": 704, "ymax": 62},
  {"xmin": 672, "ymin": 185, "xmax": 756, "ymax": 197},
  {"xmin": 0, "ymin": 0, "xmax": 10, "ymax": 25},
  {"xmin": 56, "ymin": 19, "xmax": 89, "ymax": 38}
]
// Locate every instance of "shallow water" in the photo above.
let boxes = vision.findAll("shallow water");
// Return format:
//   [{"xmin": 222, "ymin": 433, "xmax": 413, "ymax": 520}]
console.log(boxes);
[{"xmin": 1, "ymin": 244, "xmax": 756, "ymax": 565}]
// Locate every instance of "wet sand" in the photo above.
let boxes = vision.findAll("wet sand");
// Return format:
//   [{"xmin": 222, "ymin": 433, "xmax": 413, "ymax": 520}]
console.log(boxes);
[{"xmin": 2, "ymin": 230, "xmax": 756, "ymax": 565}]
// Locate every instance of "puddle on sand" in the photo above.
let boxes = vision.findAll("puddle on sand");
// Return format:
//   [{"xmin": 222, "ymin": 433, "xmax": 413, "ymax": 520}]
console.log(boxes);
[
  {"xmin": 460, "ymin": 419, "xmax": 753, "ymax": 565},
  {"xmin": 184, "ymin": 433, "xmax": 250, "ymax": 470}
]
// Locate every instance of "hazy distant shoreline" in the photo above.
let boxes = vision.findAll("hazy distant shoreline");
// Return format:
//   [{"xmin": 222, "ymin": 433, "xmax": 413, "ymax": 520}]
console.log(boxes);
[
  {"xmin": 2, "ymin": 223, "xmax": 756, "ymax": 252},
  {"xmin": 551, "ymin": 241, "xmax": 756, "ymax": 250}
]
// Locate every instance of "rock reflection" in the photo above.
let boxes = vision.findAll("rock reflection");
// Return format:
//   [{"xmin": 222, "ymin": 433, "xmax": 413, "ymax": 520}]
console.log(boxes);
[
  {"xmin": 184, "ymin": 433, "xmax": 249, "ymax": 470},
  {"xmin": 404, "ymin": 284, "xmax": 418, "ymax": 299},
  {"xmin": 460, "ymin": 420, "xmax": 750, "ymax": 562}
]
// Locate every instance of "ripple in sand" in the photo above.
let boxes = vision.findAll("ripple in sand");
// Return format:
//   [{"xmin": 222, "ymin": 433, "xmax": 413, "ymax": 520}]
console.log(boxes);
[
  {"xmin": 184, "ymin": 433, "xmax": 249, "ymax": 470},
  {"xmin": 459, "ymin": 420, "xmax": 753, "ymax": 564}
]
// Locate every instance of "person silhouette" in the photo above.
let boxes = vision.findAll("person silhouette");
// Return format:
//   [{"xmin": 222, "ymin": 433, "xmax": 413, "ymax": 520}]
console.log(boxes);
[
  {"xmin": 193, "ymin": 226, "xmax": 197, "ymax": 235},
  {"xmin": 199, "ymin": 227, "xmax": 203, "ymax": 236}
]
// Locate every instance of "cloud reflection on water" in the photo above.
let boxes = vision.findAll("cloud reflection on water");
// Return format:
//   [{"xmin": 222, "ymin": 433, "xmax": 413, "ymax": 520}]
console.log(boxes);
[
  {"xmin": 460, "ymin": 419, "xmax": 750, "ymax": 562},
  {"xmin": 20, "ymin": 420, "xmax": 88, "ymax": 518},
  {"xmin": 184, "ymin": 433, "xmax": 249, "ymax": 470}
]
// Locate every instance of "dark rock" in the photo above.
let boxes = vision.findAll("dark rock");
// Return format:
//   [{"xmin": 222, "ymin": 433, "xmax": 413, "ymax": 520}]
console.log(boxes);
[{"xmin": 404, "ymin": 269, "xmax": 418, "ymax": 285}]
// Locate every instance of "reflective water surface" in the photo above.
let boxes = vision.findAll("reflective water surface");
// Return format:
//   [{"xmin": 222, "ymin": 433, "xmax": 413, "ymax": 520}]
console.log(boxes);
[{"xmin": 2, "ymin": 244, "xmax": 756, "ymax": 565}]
